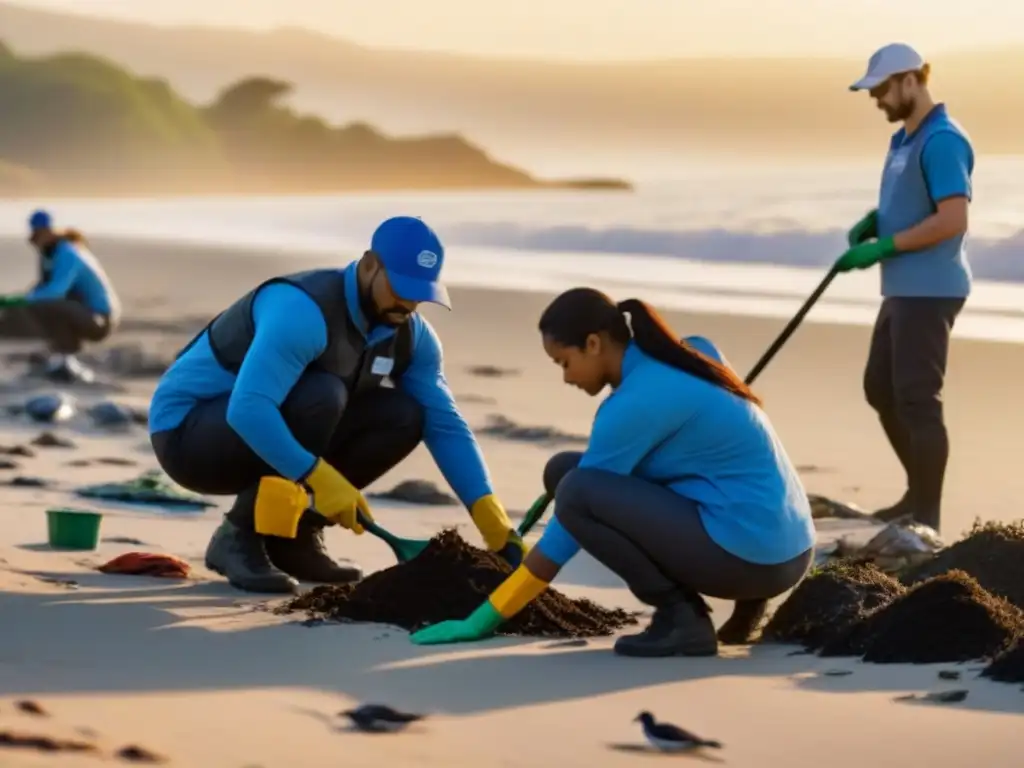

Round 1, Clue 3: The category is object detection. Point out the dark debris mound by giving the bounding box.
[275,529,638,638]
[982,636,1024,683]
[761,560,904,651]
[842,570,1024,664]
[900,520,1024,609]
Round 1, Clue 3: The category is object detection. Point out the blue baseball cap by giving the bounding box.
[370,216,451,309]
[28,209,52,231]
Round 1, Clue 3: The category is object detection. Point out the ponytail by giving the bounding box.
[616,299,762,406]
[59,228,87,245]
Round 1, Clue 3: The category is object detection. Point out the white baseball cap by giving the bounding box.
[849,43,926,91]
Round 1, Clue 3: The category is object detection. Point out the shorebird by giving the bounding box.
[634,711,723,752]
[340,703,425,733]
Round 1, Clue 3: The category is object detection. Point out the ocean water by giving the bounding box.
[1,155,1023,342]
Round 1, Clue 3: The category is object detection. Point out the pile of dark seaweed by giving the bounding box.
[275,529,638,638]
[762,521,1024,674]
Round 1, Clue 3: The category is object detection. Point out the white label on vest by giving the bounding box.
[371,356,395,376]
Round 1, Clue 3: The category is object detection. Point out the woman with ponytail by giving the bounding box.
[411,287,815,658]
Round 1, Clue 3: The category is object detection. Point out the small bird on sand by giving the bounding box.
[635,711,723,752]
[340,704,425,733]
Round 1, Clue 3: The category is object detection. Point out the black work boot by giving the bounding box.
[265,512,363,584]
[204,516,299,594]
[717,599,769,645]
[614,594,718,658]
[873,492,913,523]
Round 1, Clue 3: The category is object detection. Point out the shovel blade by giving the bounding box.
[392,537,431,563]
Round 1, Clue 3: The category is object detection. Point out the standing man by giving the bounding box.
[148,216,526,593]
[834,43,973,532]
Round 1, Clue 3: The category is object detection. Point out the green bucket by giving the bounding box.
[46,508,103,550]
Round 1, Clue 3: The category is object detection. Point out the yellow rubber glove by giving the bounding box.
[253,476,310,538]
[304,459,372,534]
[470,494,516,551]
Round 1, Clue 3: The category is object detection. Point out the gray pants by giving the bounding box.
[544,452,812,607]
[0,300,112,354]
[863,297,964,529]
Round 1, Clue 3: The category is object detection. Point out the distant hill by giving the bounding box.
[0,36,631,196]
[0,2,1021,167]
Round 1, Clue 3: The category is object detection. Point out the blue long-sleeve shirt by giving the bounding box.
[27,240,120,318]
[149,262,494,508]
[535,336,815,568]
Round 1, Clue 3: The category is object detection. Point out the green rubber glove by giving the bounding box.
[835,236,898,273]
[0,295,27,308]
[410,600,504,645]
[847,209,878,246]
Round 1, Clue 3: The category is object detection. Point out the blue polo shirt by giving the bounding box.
[877,103,974,298]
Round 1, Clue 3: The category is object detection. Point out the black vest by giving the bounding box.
[38,243,55,285]
[177,269,413,395]
[36,239,87,304]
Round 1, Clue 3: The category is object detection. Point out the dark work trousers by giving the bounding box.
[150,371,425,529]
[0,300,113,354]
[863,297,965,530]
[543,452,812,608]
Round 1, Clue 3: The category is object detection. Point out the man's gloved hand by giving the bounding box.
[835,236,898,273]
[253,476,310,538]
[846,209,878,246]
[304,458,373,534]
[410,601,504,645]
[470,493,518,553]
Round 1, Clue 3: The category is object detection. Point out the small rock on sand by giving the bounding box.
[479,414,588,446]
[115,744,167,763]
[88,401,138,429]
[369,479,458,506]
[5,476,51,488]
[24,393,77,423]
[15,700,48,716]
[465,365,520,378]
[1,445,35,457]
[31,431,76,449]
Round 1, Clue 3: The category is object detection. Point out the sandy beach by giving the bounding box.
[1,236,1022,767]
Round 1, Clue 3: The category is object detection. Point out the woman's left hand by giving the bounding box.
[410,602,503,645]
[410,618,492,645]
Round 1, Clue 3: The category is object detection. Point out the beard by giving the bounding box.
[378,308,412,327]
[882,97,915,123]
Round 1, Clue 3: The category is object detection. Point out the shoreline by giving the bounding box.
[5,231,1024,345]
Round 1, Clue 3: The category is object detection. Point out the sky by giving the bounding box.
[13,0,1024,60]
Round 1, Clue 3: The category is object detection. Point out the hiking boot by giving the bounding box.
[872,493,913,523]
[265,513,363,584]
[717,599,769,645]
[614,596,718,658]
[204,516,298,594]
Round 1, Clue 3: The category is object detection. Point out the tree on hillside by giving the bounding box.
[205,76,293,124]
[203,75,335,173]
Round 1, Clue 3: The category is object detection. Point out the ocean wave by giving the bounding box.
[444,221,1024,282]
